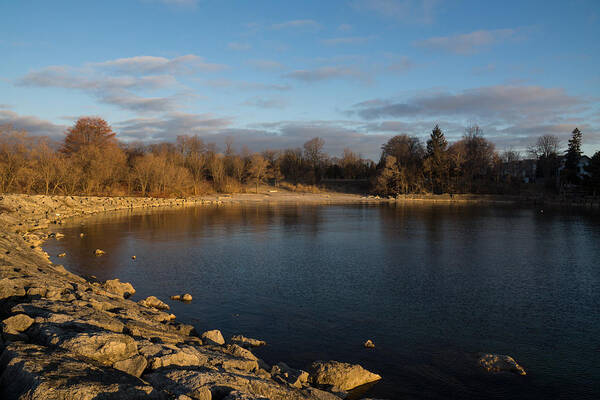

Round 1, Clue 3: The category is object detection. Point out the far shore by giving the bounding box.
[1,189,597,231]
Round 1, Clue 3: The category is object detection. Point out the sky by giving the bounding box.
[1,0,599,160]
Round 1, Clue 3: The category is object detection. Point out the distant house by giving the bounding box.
[577,155,591,178]
[503,159,537,183]
[557,155,591,179]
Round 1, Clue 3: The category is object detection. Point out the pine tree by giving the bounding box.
[424,124,449,193]
[563,128,583,184]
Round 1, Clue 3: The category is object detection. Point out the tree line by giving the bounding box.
[0,117,598,197]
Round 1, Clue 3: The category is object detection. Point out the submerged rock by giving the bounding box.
[138,296,170,310]
[171,293,192,302]
[478,353,526,375]
[201,329,225,345]
[231,334,267,348]
[309,360,382,391]
[364,339,375,348]
[94,249,105,256]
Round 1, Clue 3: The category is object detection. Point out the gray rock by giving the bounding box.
[201,329,225,345]
[309,360,381,391]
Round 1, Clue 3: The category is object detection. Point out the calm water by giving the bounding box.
[45,204,600,399]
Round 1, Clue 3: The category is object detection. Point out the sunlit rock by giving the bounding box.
[309,360,382,391]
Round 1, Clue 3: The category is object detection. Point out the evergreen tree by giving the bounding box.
[563,128,583,184]
[424,124,449,193]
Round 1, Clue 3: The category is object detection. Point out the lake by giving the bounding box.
[44,203,600,399]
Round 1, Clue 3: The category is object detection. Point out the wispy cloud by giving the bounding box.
[321,36,374,46]
[272,19,320,30]
[115,112,232,141]
[246,59,286,71]
[90,55,227,74]
[414,28,520,54]
[16,55,223,113]
[227,42,252,51]
[242,97,288,109]
[18,66,177,91]
[386,56,414,73]
[352,0,440,24]
[284,66,364,82]
[350,85,585,122]
[146,0,199,7]
[201,79,291,91]
[338,24,353,32]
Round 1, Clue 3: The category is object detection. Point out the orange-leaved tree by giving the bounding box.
[61,117,116,154]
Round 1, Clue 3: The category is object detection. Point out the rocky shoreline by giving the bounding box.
[0,194,384,400]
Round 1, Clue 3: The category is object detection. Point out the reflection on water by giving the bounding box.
[45,204,600,399]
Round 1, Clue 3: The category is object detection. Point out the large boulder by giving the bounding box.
[2,314,34,335]
[477,353,526,375]
[309,360,381,391]
[113,354,148,378]
[201,329,225,345]
[102,278,135,298]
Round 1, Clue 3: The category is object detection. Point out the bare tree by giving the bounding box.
[248,154,270,193]
[528,135,560,159]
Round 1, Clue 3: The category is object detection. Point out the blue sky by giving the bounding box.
[1,0,599,159]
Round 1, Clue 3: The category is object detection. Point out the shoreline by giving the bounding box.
[0,192,580,399]
[0,193,385,400]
